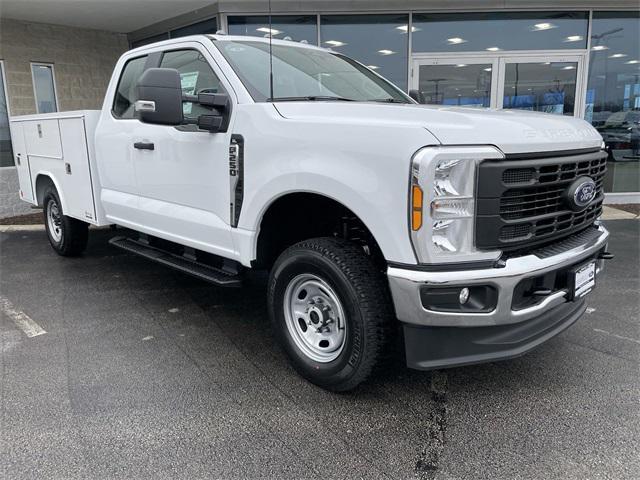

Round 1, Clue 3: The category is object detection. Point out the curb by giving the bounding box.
[0,225,45,232]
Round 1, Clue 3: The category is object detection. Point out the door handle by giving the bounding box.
[134,142,155,150]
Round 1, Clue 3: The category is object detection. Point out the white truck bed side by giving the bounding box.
[9,110,108,225]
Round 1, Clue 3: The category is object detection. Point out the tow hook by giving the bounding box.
[598,252,614,260]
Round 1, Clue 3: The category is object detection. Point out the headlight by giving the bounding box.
[409,146,503,264]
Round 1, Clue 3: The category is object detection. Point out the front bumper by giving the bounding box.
[387,224,609,369]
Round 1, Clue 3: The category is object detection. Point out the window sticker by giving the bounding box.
[180,71,199,115]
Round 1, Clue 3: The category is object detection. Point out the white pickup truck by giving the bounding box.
[10,35,612,391]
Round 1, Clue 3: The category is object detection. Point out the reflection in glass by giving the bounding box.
[416,64,492,107]
[0,64,13,167]
[215,40,409,103]
[228,15,318,44]
[412,12,588,53]
[502,62,577,115]
[587,11,640,193]
[32,64,57,114]
[320,14,409,89]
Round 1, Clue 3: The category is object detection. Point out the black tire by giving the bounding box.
[268,237,394,392]
[43,186,89,256]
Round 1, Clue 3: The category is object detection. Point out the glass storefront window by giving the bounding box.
[170,18,217,38]
[587,11,640,193]
[412,12,588,53]
[320,14,409,90]
[228,15,318,44]
[0,62,13,167]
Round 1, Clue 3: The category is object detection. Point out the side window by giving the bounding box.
[112,56,148,119]
[160,49,223,120]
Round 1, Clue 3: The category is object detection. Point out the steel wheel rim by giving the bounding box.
[47,198,62,242]
[283,273,347,363]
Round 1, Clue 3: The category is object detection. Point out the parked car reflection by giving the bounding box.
[597,110,640,162]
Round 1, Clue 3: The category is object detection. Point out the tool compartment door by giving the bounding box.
[58,117,97,223]
[9,122,35,203]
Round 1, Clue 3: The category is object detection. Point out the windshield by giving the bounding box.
[214,40,411,103]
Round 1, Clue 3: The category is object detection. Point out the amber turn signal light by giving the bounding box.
[411,185,423,231]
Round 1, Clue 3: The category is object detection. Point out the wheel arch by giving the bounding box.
[34,172,67,212]
[253,190,386,269]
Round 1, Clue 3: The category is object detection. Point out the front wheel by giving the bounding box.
[268,237,394,392]
[43,186,89,256]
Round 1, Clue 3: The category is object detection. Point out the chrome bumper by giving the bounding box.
[387,224,609,327]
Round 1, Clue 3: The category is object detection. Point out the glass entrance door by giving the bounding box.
[497,55,584,116]
[412,57,499,108]
[411,53,586,117]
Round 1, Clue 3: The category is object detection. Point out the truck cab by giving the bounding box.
[10,35,611,391]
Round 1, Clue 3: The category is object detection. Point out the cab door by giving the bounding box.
[130,47,235,258]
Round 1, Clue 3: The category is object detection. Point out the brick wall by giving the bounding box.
[0,18,128,219]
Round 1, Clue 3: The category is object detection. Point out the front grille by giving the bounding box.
[476,149,607,251]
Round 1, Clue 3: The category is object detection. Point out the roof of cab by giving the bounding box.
[128,33,329,55]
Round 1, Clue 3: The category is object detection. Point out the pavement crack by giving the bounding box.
[415,370,448,480]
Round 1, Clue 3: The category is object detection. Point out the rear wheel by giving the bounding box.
[43,186,89,256]
[268,237,394,392]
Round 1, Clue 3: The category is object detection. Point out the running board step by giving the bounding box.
[109,236,242,287]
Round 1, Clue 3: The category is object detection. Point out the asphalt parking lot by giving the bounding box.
[0,220,638,479]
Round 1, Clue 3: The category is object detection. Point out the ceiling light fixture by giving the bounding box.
[256,27,282,35]
[625,60,640,64]
[486,47,501,52]
[447,37,467,44]
[562,66,575,70]
[564,35,583,42]
[378,49,396,55]
[531,22,557,31]
[455,64,467,68]
[324,40,346,47]
[396,25,419,33]
[609,53,628,58]
[367,65,380,70]
[591,45,609,51]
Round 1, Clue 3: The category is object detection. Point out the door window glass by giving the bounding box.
[502,62,577,115]
[160,50,223,120]
[112,55,148,119]
[0,63,13,167]
[416,63,492,107]
[31,64,57,113]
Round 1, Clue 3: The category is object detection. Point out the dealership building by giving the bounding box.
[0,0,638,217]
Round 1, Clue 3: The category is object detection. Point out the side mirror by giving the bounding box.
[135,68,183,125]
[409,89,425,104]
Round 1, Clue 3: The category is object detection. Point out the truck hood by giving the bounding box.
[273,102,602,155]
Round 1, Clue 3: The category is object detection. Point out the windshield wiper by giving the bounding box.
[269,96,356,102]
[370,98,407,103]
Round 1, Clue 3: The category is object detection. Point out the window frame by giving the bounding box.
[110,54,150,120]
[0,59,15,169]
[30,62,59,114]
[158,47,230,125]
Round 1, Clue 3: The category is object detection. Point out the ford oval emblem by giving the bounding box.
[565,177,597,211]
